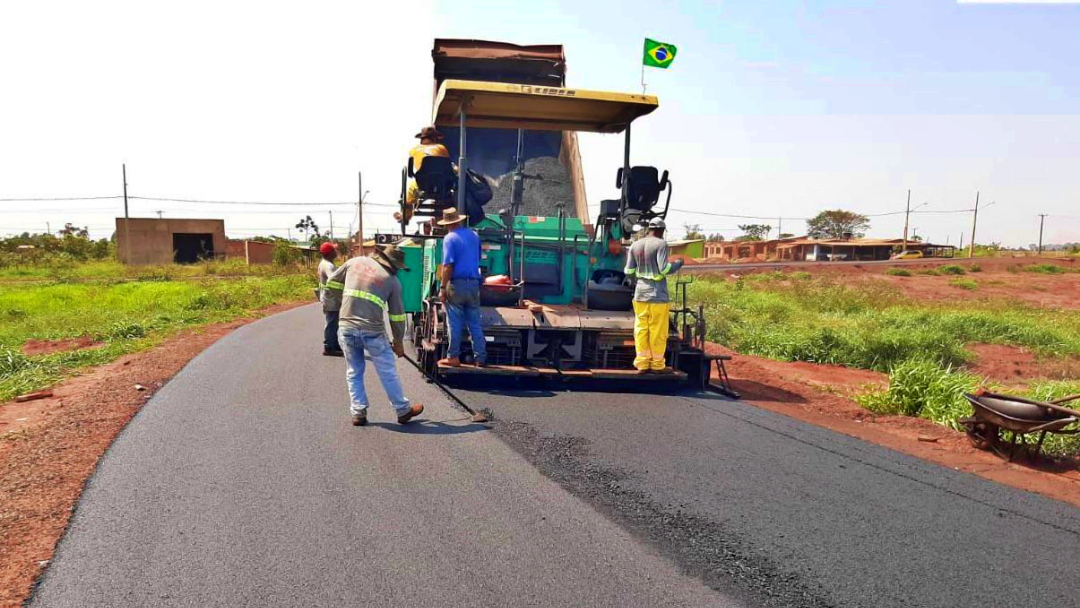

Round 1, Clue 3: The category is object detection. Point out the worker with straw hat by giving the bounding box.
[324,242,424,426]
[435,208,487,368]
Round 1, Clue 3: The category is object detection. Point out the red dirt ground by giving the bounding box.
[707,343,1080,510]
[0,301,307,608]
[20,337,103,357]
[966,344,1080,385]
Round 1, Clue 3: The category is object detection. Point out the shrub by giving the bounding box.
[273,242,305,266]
[885,268,911,277]
[969,264,982,272]
[950,278,979,290]
[940,264,966,275]
[918,268,942,276]
[857,358,980,422]
[1025,264,1065,274]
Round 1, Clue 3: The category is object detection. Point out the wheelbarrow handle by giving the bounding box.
[1051,394,1080,406]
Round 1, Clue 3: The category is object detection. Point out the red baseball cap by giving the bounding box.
[319,242,337,256]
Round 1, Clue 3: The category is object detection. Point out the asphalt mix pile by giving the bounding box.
[489,157,578,219]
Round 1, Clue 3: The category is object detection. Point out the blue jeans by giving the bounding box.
[446,278,486,363]
[338,327,411,416]
[324,310,340,351]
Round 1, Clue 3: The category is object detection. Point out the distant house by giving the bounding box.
[115,218,226,265]
[704,235,955,262]
[667,239,704,259]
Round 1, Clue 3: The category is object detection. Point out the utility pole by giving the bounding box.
[122,164,131,264]
[46,222,51,235]
[777,216,782,239]
[358,172,363,255]
[959,232,964,251]
[1037,213,1048,255]
[967,191,979,259]
[902,189,911,252]
[155,210,163,219]
[329,210,334,241]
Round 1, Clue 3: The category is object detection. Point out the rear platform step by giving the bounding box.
[436,363,688,382]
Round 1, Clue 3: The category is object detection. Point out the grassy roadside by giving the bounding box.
[690,272,1080,454]
[1,262,316,402]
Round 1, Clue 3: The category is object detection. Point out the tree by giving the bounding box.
[705,233,725,242]
[683,223,703,240]
[294,216,321,242]
[58,223,89,238]
[736,224,771,241]
[780,233,795,239]
[806,210,870,239]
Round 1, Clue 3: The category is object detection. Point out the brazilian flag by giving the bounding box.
[643,38,677,69]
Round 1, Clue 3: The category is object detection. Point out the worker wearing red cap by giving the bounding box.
[318,242,344,356]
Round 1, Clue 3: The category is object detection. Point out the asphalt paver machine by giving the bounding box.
[393,42,713,389]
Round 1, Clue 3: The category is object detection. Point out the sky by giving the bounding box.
[1,0,1077,247]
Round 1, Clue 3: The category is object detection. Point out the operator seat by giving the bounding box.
[619,166,669,213]
[410,156,456,206]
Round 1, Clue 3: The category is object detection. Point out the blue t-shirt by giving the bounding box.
[442,227,482,280]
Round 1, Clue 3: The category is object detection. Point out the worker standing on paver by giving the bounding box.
[625,218,684,373]
[324,243,424,426]
[318,243,344,357]
[436,208,487,368]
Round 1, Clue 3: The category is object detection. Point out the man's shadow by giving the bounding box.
[370,418,488,435]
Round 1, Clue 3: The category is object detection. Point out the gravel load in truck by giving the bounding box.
[489,156,577,219]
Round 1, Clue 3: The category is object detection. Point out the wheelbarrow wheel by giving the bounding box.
[966,421,999,450]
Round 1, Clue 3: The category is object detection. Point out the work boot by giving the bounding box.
[324,348,344,357]
[438,357,461,367]
[351,412,367,426]
[474,360,487,368]
[653,367,675,375]
[397,404,425,425]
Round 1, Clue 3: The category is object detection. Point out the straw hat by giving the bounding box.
[436,207,467,227]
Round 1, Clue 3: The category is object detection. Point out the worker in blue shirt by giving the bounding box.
[436,207,487,367]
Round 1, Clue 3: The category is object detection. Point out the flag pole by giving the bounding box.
[641,61,646,94]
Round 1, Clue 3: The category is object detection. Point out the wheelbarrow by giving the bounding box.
[959,391,1080,460]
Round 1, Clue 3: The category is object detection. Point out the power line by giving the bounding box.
[129,195,396,208]
[0,195,121,202]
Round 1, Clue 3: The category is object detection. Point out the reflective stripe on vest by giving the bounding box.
[343,289,387,309]
[388,313,407,322]
[325,280,345,290]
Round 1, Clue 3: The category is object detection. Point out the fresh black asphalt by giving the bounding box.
[29,304,1080,607]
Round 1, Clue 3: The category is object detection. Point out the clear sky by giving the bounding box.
[1,0,1077,247]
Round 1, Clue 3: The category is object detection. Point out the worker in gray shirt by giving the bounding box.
[324,243,424,427]
[318,243,343,356]
[624,218,684,373]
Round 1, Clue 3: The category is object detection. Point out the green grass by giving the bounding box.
[1025,264,1067,275]
[0,258,310,283]
[918,268,942,276]
[940,264,966,275]
[0,269,315,401]
[693,277,1079,372]
[692,274,1080,454]
[950,278,979,290]
[969,264,982,273]
[885,268,912,277]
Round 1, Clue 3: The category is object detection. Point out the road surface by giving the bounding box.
[30,305,1080,607]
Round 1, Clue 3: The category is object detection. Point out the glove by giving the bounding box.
[392,341,405,358]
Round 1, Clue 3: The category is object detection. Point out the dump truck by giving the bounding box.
[393,39,718,390]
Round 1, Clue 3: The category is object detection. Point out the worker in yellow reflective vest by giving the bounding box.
[324,243,424,427]
[624,218,684,373]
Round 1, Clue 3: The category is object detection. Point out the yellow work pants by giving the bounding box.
[632,301,670,371]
